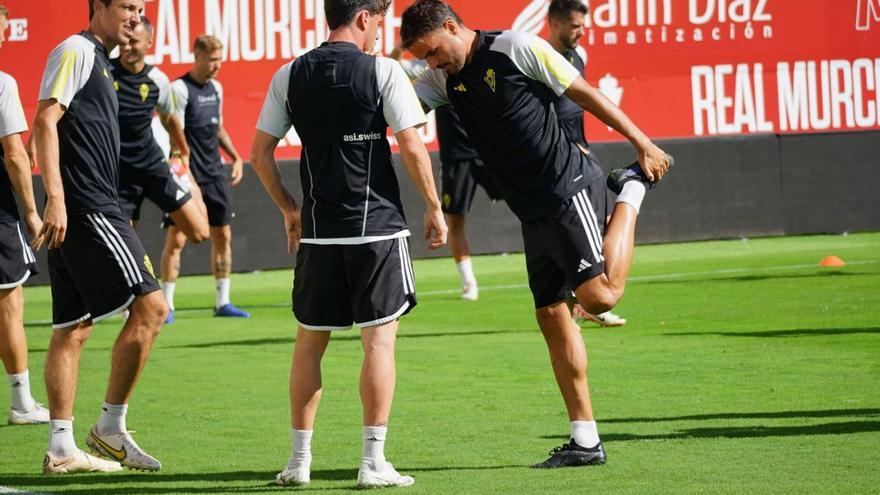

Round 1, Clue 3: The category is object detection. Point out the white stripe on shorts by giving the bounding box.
[401,237,415,294]
[97,213,144,284]
[15,223,35,264]
[578,190,605,262]
[86,214,137,287]
[572,191,602,263]
[397,239,412,294]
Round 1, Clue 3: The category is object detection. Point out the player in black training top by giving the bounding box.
[32,0,165,476]
[390,44,501,301]
[163,35,248,322]
[0,3,50,427]
[251,0,447,487]
[545,0,627,328]
[111,17,208,242]
[401,0,671,469]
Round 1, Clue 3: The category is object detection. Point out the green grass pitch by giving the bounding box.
[1,233,878,494]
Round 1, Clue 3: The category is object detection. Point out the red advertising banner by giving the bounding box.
[2,0,879,160]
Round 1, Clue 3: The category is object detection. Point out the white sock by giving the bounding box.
[8,370,36,412]
[615,181,647,214]
[362,425,387,469]
[215,278,231,308]
[456,258,476,287]
[97,402,128,435]
[287,429,313,469]
[571,420,601,447]
[163,282,176,311]
[48,419,78,457]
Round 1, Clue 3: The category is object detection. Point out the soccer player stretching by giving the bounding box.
[401,0,671,468]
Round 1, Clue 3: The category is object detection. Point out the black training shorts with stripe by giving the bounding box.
[521,177,609,308]
[292,237,417,330]
[119,158,192,221]
[440,158,503,214]
[0,221,38,289]
[49,211,160,329]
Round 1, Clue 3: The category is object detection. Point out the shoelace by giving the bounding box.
[547,441,575,455]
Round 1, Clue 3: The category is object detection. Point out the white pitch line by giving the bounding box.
[417,259,880,296]
[0,487,50,495]
[22,260,879,323]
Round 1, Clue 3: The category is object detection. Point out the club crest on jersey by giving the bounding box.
[484,69,496,92]
[453,82,467,92]
[139,83,150,102]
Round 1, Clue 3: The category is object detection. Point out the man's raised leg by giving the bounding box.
[168,199,209,244]
[575,202,638,315]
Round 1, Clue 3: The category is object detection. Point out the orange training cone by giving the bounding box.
[818,256,846,267]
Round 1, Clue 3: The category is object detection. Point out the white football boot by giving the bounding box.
[357,462,415,488]
[86,425,162,471]
[461,282,479,301]
[276,465,310,486]
[8,402,50,425]
[43,450,123,475]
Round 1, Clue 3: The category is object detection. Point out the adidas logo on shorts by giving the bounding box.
[577,259,592,273]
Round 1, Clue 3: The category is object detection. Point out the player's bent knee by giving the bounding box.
[580,290,620,315]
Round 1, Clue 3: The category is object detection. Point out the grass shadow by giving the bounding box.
[601,408,880,424]
[666,327,880,338]
[165,329,531,349]
[600,421,880,442]
[638,270,871,286]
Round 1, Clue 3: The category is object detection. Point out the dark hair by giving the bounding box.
[325,0,391,30]
[400,0,463,49]
[88,0,112,20]
[141,15,153,35]
[548,0,589,21]
[0,5,8,18]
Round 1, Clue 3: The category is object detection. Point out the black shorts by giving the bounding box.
[49,211,161,329]
[521,178,609,308]
[441,158,503,214]
[118,160,192,221]
[292,237,417,330]
[0,221,38,289]
[165,179,232,228]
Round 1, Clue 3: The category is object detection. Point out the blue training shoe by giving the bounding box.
[214,303,251,318]
[164,310,174,325]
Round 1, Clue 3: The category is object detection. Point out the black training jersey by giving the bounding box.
[396,59,478,164]
[415,30,602,222]
[436,105,479,163]
[0,71,28,223]
[554,46,588,147]
[111,59,175,171]
[257,41,426,244]
[38,31,121,215]
[172,74,224,185]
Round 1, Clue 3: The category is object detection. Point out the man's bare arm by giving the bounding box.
[0,133,42,238]
[161,113,190,165]
[250,129,300,254]
[218,123,244,186]
[564,77,669,181]
[395,126,447,250]
[32,99,67,249]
